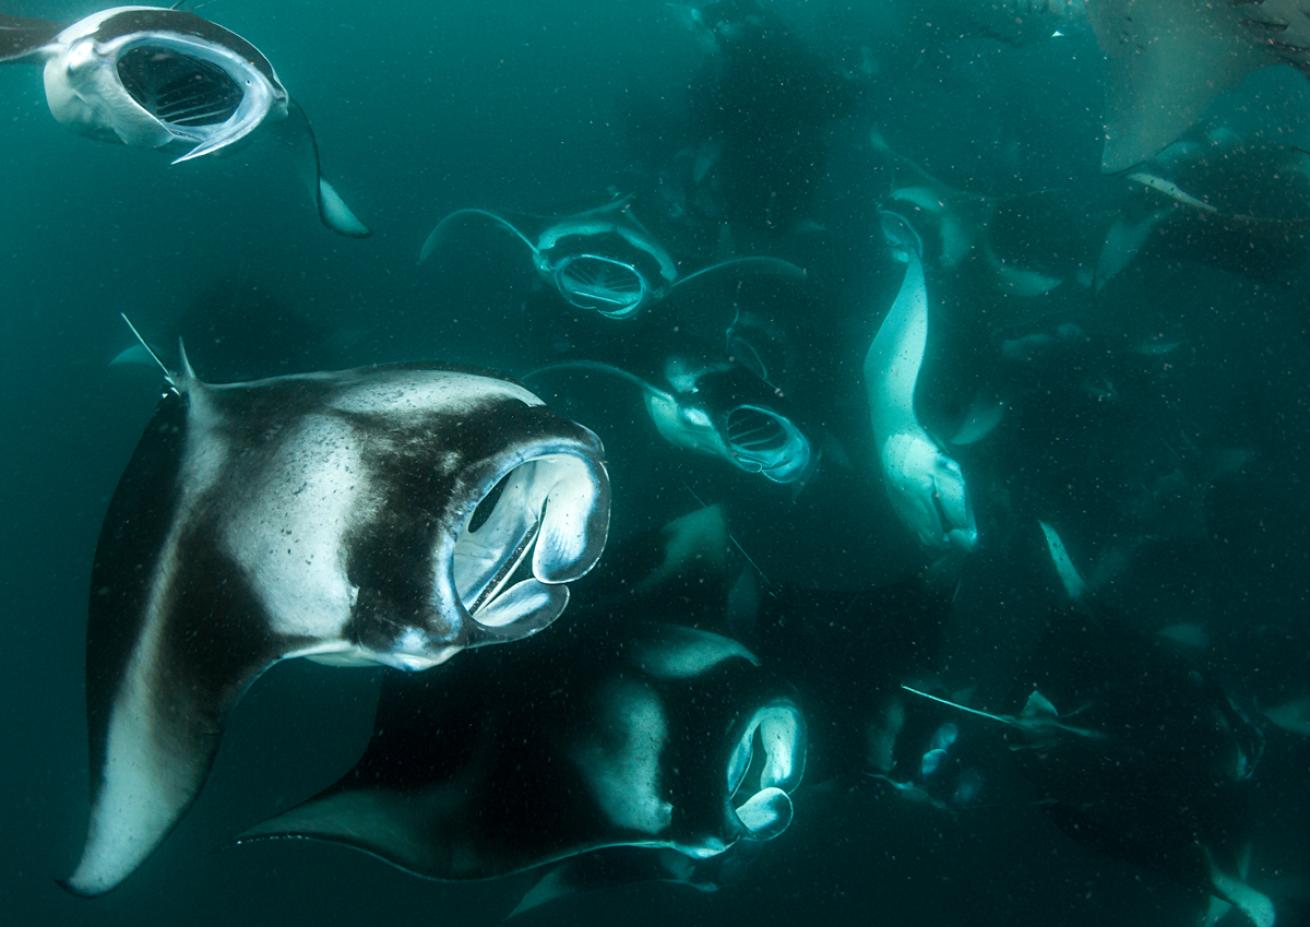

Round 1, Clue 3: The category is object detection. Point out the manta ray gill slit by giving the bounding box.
[116,45,244,129]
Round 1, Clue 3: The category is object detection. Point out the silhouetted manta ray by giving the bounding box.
[0,5,369,236]
[240,613,807,883]
[63,324,611,895]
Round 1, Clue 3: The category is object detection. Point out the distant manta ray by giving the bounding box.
[420,198,805,320]
[1088,0,1310,171]
[0,4,370,236]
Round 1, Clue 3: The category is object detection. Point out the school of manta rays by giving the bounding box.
[8,0,1310,924]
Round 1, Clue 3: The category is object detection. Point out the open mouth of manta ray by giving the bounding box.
[449,452,610,642]
[725,702,806,842]
[552,254,650,318]
[117,46,245,130]
[723,405,812,484]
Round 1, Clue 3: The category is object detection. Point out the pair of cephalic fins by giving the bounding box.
[64,326,614,895]
[0,5,368,236]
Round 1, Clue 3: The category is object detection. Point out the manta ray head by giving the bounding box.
[722,701,807,844]
[881,430,978,551]
[538,219,678,319]
[335,394,613,670]
[551,253,654,318]
[721,404,814,485]
[42,10,287,160]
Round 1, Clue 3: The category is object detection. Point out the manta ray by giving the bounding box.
[1088,0,1310,172]
[419,198,804,320]
[64,326,611,895]
[0,5,369,235]
[527,357,815,486]
[239,613,807,887]
[863,210,978,552]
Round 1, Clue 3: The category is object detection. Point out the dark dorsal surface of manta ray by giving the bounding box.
[240,609,807,883]
[526,357,816,485]
[1088,0,1310,172]
[64,329,612,896]
[0,5,369,236]
[419,198,805,320]
[1096,132,1310,288]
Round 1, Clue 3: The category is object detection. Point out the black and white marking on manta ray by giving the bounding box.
[0,5,369,236]
[64,338,611,896]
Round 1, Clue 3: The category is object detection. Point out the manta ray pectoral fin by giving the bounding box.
[671,256,806,291]
[1088,0,1267,172]
[239,787,449,878]
[418,208,539,265]
[0,14,62,63]
[65,648,296,895]
[270,100,370,238]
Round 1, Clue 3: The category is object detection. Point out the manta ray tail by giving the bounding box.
[900,685,1016,728]
[118,314,173,385]
[117,315,198,394]
[271,100,370,238]
[418,208,539,265]
[0,14,62,63]
[671,256,806,291]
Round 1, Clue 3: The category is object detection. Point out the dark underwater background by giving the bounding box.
[3,1,1310,925]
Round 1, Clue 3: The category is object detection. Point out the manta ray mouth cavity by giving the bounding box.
[450,450,609,633]
[116,44,245,130]
[726,702,806,840]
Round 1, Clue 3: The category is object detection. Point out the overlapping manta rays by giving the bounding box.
[64,322,613,895]
[0,5,369,236]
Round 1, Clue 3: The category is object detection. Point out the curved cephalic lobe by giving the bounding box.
[66,363,610,896]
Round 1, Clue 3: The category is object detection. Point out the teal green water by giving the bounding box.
[3,2,1310,925]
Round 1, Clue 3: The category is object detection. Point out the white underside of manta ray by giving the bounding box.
[0,4,369,236]
[863,211,978,552]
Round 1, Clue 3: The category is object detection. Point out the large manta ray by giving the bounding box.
[1088,0,1310,171]
[0,5,369,236]
[64,339,611,895]
[240,612,807,884]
